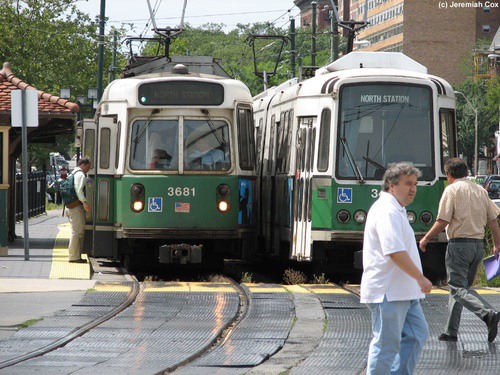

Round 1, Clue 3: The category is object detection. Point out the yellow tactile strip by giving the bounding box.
[49,223,91,280]
[143,282,237,293]
[244,283,288,293]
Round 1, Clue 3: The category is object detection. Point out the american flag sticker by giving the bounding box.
[175,202,190,213]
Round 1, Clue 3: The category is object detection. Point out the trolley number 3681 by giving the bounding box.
[167,187,196,197]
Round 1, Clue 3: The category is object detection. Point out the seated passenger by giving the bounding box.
[149,149,171,169]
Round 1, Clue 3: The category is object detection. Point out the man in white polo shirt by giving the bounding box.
[361,163,432,374]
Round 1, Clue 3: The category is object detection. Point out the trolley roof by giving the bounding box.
[100,65,252,108]
[316,52,428,75]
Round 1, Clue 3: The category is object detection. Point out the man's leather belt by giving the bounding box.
[449,238,484,243]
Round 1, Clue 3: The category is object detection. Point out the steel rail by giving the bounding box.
[0,277,140,370]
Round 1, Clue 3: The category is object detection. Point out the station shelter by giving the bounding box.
[0,62,79,253]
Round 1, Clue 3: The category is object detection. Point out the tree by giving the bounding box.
[454,78,498,169]
[0,0,126,168]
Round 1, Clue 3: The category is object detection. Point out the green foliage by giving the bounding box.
[18,318,43,329]
[241,271,253,283]
[283,268,307,285]
[453,78,500,165]
[0,1,127,168]
[311,273,330,284]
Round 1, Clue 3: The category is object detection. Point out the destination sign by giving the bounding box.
[341,84,431,109]
[138,81,224,106]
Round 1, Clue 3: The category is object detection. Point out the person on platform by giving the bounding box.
[66,157,91,263]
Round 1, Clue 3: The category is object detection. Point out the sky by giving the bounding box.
[75,0,300,36]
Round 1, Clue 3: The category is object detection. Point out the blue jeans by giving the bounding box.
[367,297,429,375]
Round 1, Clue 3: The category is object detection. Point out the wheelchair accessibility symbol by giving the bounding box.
[337,188,352,204]
[148,197,163,212]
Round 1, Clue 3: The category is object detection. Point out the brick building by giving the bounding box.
[294,0,500,84]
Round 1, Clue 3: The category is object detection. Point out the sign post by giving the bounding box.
[11,89,39,260]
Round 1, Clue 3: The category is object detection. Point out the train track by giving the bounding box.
[0,276,250,374]
[0,278,140,370]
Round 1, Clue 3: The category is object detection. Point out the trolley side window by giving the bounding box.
[99,128,111,169]
[84,129,95,162]
[129,119,179,170]
[238,107,255,170]
[184,119,230,171]
[439,108,457,173]
[317,108,331,172]
[115,121,121,169]
[276,110,292,174]
[267,115,276,175]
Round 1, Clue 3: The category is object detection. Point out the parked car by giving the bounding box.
[487,181,500,199]
[484,175,500,191]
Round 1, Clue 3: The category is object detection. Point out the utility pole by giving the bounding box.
[290,17,296,78]
[311,1,317,66]
[97,0,106,102]
[332,0,339,61]
[110,30,118,82]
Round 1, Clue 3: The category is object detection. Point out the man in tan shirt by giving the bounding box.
[420,158,500,343]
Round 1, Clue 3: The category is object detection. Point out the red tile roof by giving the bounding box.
[0,62,79,114]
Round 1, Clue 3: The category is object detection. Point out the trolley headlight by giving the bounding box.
[216,183,231,214]
[353,210,367,224]
[420,211,433,224]
[407,211,416,224]
[130,183,145,213]
[132,200,144,212]
[218,200,229,212]
[337,210,350,223]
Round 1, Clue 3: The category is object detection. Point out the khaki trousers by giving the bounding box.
[66,204,85,261]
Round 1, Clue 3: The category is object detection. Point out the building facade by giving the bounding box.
[295,0,500,84]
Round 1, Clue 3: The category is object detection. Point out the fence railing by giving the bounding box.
[15,171,47,222]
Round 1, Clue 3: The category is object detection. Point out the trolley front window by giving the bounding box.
[129,118,230,171]
[184,120,230,171]
[337,84,434,181]
[130,120,179,170]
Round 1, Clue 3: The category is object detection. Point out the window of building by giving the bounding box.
[483,6,490,12]
[483,25,491,33]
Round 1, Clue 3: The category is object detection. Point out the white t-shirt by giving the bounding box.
[360,191,425,303]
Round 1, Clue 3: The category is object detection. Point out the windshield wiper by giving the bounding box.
[340,137,364,184]
[363,155,387,173]
[201,109,226,147]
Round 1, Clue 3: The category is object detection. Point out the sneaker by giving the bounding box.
[438,333,458,342]
[69,259,87,263]
[485,311,500,343]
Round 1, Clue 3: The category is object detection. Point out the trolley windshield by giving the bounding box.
[336,83,434,181]
[129,118,231,171]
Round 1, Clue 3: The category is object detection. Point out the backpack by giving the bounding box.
[60,170,83,208]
